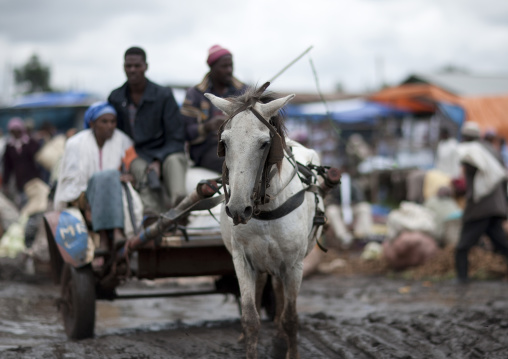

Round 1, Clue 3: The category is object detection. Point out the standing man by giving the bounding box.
[108,46,187,214]
[435,127,461,178]
[2,117,42,209]
[455,121,508,284]
[180,45,248,173]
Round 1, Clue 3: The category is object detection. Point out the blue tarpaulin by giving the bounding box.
[436,102,465,126]
[11,91,97,108]
[0,92,99,132]
[286,99,409,124]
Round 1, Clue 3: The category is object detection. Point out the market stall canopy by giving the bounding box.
[436,102,466,127]
[369,83,508,139]
[460,95,508,140]
[11,91,98,108]
[0,91,99,132]
[286,98,408,124]
[368,83,461,113]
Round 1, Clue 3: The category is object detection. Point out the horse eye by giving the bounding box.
[260,141,270,150]
[222,140,227,149]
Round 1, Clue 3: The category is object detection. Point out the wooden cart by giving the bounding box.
[44,188,276,340]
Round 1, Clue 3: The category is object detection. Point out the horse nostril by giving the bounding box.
[244,206,253,219]
[226,206,233,218]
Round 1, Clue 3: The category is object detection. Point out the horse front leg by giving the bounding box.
[271,276,285,325]
[269,275,290,358]
[255,273,267,315]
[280,265,303,359]
[232,251,260,359]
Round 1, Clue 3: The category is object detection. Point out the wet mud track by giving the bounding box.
[1,274,508,358]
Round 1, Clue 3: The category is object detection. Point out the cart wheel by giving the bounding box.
[261,275,276,321]
[60,263,96,339]
[43,216,64,284]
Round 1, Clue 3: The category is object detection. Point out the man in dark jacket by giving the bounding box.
[180,45,247,173]
[108,47,187,214]
[455,121,508,283]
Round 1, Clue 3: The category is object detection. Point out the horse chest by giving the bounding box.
[232,232,302,271]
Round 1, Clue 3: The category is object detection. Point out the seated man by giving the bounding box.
[109,46,187,214]
[180,44,247,173]
[54,101,143,253]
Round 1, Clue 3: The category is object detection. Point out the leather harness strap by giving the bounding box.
[251,144,272,205]
[253,188,307,220]
[249,106,280,139]
[218,82,271,140]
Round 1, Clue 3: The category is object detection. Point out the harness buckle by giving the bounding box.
[313,210,327,226]
[313,215,326,226]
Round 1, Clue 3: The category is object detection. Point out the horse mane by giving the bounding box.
[226,85,288,149]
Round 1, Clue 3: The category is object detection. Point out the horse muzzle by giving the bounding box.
[225,204,253,225]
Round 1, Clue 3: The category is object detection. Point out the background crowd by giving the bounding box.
[1,44,508,285]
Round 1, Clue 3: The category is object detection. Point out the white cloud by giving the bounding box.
[0,0,507,101]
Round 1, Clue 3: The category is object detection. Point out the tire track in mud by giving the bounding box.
[295,304,508,359]
[3,305,508,359]
[3,275,508,358]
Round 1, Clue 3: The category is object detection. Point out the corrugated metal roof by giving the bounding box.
[403,73,508,97]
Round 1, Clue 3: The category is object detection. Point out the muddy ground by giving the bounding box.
[1,252,508,359]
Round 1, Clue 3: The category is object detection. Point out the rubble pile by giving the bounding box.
[322,245,508,281]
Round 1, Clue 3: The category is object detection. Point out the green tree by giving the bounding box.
[14,54,52,93]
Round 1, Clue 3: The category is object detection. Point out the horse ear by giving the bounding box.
[204,93,236,116]
[258,94,295,119]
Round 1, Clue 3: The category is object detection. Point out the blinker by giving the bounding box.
[217,119,228,157]
[267,133,284,164]
[217,139,225,157]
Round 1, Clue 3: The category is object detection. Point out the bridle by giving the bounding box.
[215,83,331,251]
[217,82,285,209]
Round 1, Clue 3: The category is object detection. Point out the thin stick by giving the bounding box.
[309,56,342,138]
[308,57,330,117]
[269,46,314,83]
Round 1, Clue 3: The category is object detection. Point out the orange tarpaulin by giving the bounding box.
[369,83,508,139]
[459,96,508,140]
[368,83,462,113]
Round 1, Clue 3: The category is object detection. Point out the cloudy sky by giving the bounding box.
[0,0,507,102]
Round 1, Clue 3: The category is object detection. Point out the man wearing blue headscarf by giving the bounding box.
[54,101,143,253]
[83,102,116,130]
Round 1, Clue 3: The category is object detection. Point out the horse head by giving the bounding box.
[205,89,294,225]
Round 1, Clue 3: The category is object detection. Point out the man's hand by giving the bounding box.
[77,192,88,211]
[146,160,161,177]
[203,115,227,134]
[120,173,134,183]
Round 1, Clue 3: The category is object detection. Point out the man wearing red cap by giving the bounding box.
[181,45,247,173]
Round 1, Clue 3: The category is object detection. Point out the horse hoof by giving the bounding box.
[271,335,288,358]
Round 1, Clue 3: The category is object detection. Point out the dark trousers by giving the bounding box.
[455,217,508,281]
[196,149,224,174]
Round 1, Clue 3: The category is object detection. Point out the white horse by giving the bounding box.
[205,84,324,359]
